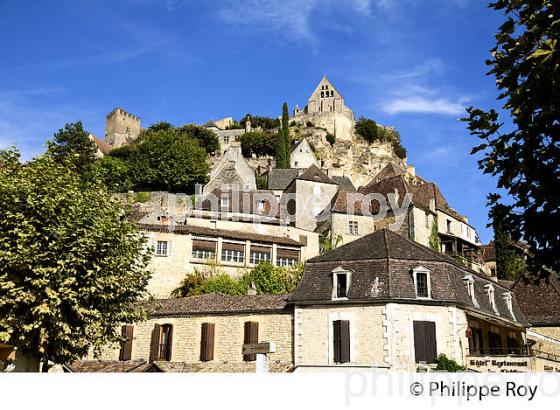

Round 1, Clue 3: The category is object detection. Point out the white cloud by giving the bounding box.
[383,95,466,115]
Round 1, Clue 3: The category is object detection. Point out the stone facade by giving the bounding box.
[203,143,256,195]
[96,311,293,365]
[290,138,319,169]
[105,107,142,148]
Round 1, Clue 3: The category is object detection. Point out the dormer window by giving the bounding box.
[332,268,351,300]
[503,292,515,320]
[412,267,431,299]
[484,284,498,315]
[463,275,479,307]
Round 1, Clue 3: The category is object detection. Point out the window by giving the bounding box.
[276,247,300,266]
[294,161,298,167]
[220,196,229,208]
[119,325,134,361]
[223,135,230,144]
[412,267,431,298]
[149,323,173,362]
[503,292,515,320]
[463,275,478,306]
[210,220,217,229]
[413,321,437,364]
[348,220,359,235]
[250,244,271,264]
[488,331,503,354]
[156,240,168,257]
[126,127,130,134]
[416,272,429,298]
[221,241,245,264]
[257,200,265,210]
[333,320,350,364]
[425,212,429,228]
[332,268,351,300]
[192,239,216,260]
[321,91,324,98]
[200,323,215,362]
[243,321,259,362]
[484,284,498,314]
[446,220,452,232]
[468,327,484,355]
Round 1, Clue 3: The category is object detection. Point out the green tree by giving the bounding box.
[355,117,379,143]
[126,128,209,192]
[47,121,97,172]
[238,131,276,158]
[178,124,220,154]
[147,121,173,132]
[240,114,280,130]
[492,204,527,280]
[429,219,440,252]
[463,1,560,274]
[0,149,151,371]
[275,102,291,169]
[88,155,132,192]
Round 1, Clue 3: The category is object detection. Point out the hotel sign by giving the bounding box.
[468,356,530,372]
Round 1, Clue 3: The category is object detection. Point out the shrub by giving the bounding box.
[435,354,466,372]
[238,131,276,158]
[392,140,407,159]
[135,191,150,203]
[306,121,315,127]
[171,270,205,297]
[326,133,336,145]
[355,117,379,143]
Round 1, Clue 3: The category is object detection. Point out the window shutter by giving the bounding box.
[332,320,350,364]
[413,321,427,363]
[200,323,215,362]
[166,324,173,361]
[243,321,259,362]
[149,324,162,363]
[333,320,341,363]
[340,320,351,363]
[119,325,134,361]
[425,321,437,364]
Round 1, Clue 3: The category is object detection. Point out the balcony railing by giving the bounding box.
[467,347,560,363]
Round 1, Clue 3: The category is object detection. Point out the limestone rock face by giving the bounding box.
[298,127,406,188]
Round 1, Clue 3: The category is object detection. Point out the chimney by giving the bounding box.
[247,282,257,296]
[245,118,252,133]
[429,198,436,212]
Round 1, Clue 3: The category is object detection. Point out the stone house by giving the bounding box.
[505,272,560,370]
[289,229,534,371]
[290,138,319,169]
[203,143,256,195]
[90,294,294,371]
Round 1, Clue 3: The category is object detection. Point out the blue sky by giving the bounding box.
[0,0,507,242]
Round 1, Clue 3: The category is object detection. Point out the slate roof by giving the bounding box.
[147,361,293,373]
[332,176,356,192]
[371,162,407,183]
[65,360,149,373]
[296,164,336,185]
[143,293,290,317]
[139,223,302,246]
[290,229,526,325]
[509,273,560,326]
[267,168,299,190]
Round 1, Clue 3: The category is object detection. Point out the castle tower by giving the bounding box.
[105,107,141,148]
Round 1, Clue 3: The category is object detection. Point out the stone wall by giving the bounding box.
[293,179,339,232]
[96,312,293,365]
[105,107,141,148]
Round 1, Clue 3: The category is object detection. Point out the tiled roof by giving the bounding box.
[267,169,299,190]
[147,361,293,373]
[290,229,526,324]
[143,293,290,317]
[332,176,356,192]
[371,162,407,183]
[138,223,303,246]
[296,164,336,185]
[90,134,113,155]
[509,273,560,326]
[65,360,149,372]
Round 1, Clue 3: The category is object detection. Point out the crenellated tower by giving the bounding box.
[105,107,141,148]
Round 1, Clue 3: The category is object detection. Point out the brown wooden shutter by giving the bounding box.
[165,324,173,361]
[243,321,259,362]
[413,321,426,363]
[149,324,162,363]
[200,323,215,362]
[333,320,350,364]
[340,320,351,363]
[119,325,134,361]
[425,321,437,364]
[333,320,342,363]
